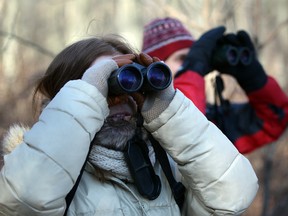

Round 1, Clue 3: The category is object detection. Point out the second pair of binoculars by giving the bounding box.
[212,45,253,67]
[108,62,172,95]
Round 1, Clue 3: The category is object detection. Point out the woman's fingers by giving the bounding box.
[112,53,159,68]
[136,53,153,66]
[152,56,161,62]
[113,54,136,67]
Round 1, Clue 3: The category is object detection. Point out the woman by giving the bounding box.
[0,35,258,215]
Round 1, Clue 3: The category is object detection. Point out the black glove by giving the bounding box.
[176,26,226,77]
[214,30,268,93]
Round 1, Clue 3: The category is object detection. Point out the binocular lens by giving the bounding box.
[146,64,171,90]
[226,47,239,66]
[108,65,143,95]
[212,45,239,66]
[239,48,252,65]
[118,68,142,91]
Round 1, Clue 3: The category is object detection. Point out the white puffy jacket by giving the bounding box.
[0,80,258,215]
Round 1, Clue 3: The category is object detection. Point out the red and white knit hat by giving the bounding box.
[142,17,194,61]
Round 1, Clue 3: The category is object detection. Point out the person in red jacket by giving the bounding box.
[142,17,288,154]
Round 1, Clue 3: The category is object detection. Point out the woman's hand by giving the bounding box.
[135,53,176,123]
[135,52,161,66]
[81,54,136,98]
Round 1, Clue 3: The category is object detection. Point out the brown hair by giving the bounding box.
[33,35,136,109]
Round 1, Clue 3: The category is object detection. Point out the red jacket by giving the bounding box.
[174,71,288,154]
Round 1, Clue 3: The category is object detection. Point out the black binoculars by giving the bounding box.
[108,62,172,95]
[212,45,253,67]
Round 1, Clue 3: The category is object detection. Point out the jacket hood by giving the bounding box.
[1,124,29,155]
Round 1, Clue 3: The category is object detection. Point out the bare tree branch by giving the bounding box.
[258,18,288,51]
[0,30,55,57]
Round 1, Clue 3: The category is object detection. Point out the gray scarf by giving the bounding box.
[88,142,156,183]
[88,145,133,182]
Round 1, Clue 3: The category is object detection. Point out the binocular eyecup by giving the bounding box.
[108,62,172,95]
[212,45,253,67]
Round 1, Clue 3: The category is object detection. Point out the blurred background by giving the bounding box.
[0,0,288,215]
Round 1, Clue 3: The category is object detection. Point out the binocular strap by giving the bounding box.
[125,136,162,200]
[149,135,186,210]
[125,113,186,209]
[214,75,230,112]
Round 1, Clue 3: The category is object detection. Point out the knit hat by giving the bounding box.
[142,17,194,61]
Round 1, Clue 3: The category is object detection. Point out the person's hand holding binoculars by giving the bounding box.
[132,53,175,123]
[114,53,176,123]
[214,30,267,92]
[176,26,226,77]
[81,54,135,98]
[82,52,175,123]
